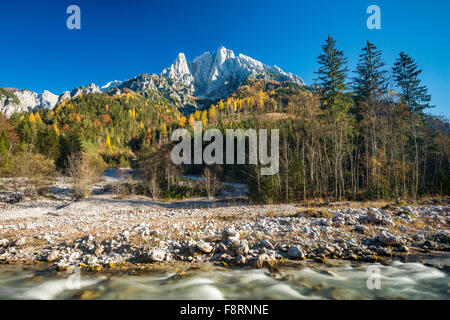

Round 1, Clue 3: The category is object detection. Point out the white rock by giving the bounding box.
[100,80,123,92]
[235,254,246,265]
[161,46,305,100]
[147,249,165,262]
[195,240,213,254]
[47,251,59,262]
[235,243,249,255]
[15,238,26,246]
[224,227,239,238]
[378,231,400,246]
[288,246,305,259]
[0,239,9,247]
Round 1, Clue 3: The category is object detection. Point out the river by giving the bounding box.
[0,258,448,300]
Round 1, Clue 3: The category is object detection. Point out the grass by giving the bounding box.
[295,208,333,219]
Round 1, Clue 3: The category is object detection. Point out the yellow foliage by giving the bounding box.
[128,108,136,119]
[161,122,167,137]
[194,110,201,121]
[179,116,187,127]
[208,105,216,123]
[53,123,60,135]
[105,135,112,150]
[188,114,195,128]
[201,110,208,127]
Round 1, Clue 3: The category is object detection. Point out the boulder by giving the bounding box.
[147,249,165,262]
[235,254,246,265]
[287,246,306,260]
[47,250,59,262]
[235,243,249,255]
[378,231,401,246]
[437,230,450,243]
[195,240,213,254]
[0,239,9,248]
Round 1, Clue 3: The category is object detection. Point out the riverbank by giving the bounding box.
[0,177,449,273]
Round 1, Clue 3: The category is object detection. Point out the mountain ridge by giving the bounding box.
[0,46,305,116]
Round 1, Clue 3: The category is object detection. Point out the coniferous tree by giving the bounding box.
[36,126,60,161]
[353,41,388,105]
[392,52,432,113]
[315,35,349,107]
[352,41,388,196]
[57,131,84,170]
[315,36,354,199]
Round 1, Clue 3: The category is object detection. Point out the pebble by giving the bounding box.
[0,198,448,268]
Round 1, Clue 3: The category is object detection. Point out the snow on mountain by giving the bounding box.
[162,53,195,90]
[0,89,58,116]
[0,82,103,116]
[56,91,71,105]
[70,83,101,98]
[1,46,305,116]
[38,90,59,109]
[101,80,123,92]
[190,52,214,94]
[162,46,305,99]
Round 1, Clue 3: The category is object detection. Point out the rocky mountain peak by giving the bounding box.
[161,46,304,100]
[0,88,58,116]
[1,46,305,116]
[172,53,190,76]
[70,83,101,99]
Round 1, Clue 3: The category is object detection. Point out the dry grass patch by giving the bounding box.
[295,208,333,219]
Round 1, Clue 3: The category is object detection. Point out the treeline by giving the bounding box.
[177,37,449,203]
[0,89,183,177]
[0,36,449,203]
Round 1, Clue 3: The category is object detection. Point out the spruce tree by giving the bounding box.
[353,41,388,104]
[392,52,432,113]
[315,35,349,107]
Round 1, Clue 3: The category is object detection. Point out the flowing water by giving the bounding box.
[0,259,449,300]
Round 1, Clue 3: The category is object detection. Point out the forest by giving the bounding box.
[1,36,449,203]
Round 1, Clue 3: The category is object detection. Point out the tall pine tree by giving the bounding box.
[353,41,388,105]
[392,52,431,113]
[315,35,349,108]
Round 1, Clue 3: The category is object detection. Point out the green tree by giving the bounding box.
[353,41,388,106]
[36,126,60,161]
[392,52,432,113]
[0,129,10,155]
[315,35,349,107]
[57,131,84,170]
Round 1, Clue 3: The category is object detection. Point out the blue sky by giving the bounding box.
[0,0,449,116]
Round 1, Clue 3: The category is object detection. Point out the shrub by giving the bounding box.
[9,148,56,196]
[65,153,99,199]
